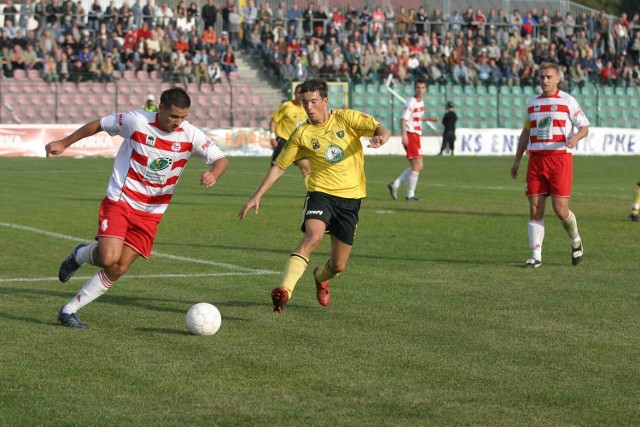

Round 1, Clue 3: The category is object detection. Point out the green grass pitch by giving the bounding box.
[1,155,639,425]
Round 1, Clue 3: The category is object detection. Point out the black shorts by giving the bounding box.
[301,192,361,245]
[271,137,287,165]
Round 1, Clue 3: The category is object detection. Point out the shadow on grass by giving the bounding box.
[0,287,265,317]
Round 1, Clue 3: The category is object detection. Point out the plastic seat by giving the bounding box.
[366,84,379,95]
[13,69,28,79]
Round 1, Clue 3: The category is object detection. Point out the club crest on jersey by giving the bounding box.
[325,144,344,163]
[534,105,541,112]
[335,130,345,139]
[551,105,558,111]
[311,138,320,150]
[149,157,173,171]
[172,142,181,152]
[145,135,156,146]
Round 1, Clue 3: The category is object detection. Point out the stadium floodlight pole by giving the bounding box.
[385,74,437,132]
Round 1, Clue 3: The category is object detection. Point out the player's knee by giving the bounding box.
[302,232,324,249]
[105,263,129,280]
[97,250,121,268]
[331,259,348,273]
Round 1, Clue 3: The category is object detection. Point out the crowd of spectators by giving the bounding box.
[0,0,236,88]
[0,1,639,92]
[244,3,640,91]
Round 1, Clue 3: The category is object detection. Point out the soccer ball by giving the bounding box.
[186,303,222,336]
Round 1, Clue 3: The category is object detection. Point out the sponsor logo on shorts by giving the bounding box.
[306,210,323,215]
[101,219,108,231]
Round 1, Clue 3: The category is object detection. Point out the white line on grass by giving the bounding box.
[0,222,278,278]
[0,271,277,284]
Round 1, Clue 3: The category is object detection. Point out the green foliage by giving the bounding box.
[1,156,639,425]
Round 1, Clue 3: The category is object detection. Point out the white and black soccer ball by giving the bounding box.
[186,303,222,336]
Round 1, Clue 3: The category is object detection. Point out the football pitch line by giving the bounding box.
[0,222,279,283]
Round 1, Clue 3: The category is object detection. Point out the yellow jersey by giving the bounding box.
[276,109,380,199]
[271,100,307,140]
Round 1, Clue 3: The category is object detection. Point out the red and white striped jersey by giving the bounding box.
[100,109,225,215]
[525,89,590,155]
[401,96,424,135]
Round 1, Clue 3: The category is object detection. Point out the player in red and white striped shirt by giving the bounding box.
[45,87,229,328]
[510,63,590,269]
[388,78,439,201]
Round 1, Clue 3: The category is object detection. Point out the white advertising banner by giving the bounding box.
[1,125,638,157]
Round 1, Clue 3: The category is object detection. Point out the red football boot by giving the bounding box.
[271,286,289,313]
[313,266,331,307]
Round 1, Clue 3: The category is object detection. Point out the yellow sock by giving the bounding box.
[632,184,640,215]
[281,253,309,296]
[315,260,341,283]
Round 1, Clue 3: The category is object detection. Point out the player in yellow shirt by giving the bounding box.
[238,78,391,313]
[269,84,311,185]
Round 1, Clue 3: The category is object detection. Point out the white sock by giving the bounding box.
[528,219,544,261]
[393,167,412,188]
[407,171,420,198]
[76,243,98,265]
[62,269,113,314]
[562,211,581,248]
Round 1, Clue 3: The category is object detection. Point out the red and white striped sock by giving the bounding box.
[62,269,113,314]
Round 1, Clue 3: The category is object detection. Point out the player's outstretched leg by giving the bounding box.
[58,243,87,282]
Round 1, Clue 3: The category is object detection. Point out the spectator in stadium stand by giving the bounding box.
[202,24,217,49]
[220,0,233,34]
[2,0,18,27]
[229,5,241,49]
[600,60,619,86]
[241,0,257,48]
[173,34,190,53]
[207,59,222,87]
[188,2,200,29]
[42,54,59,82]
[287,3,301,35]
[221,44,236,73]
[201,0,217,32]
[138,45,159,76]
